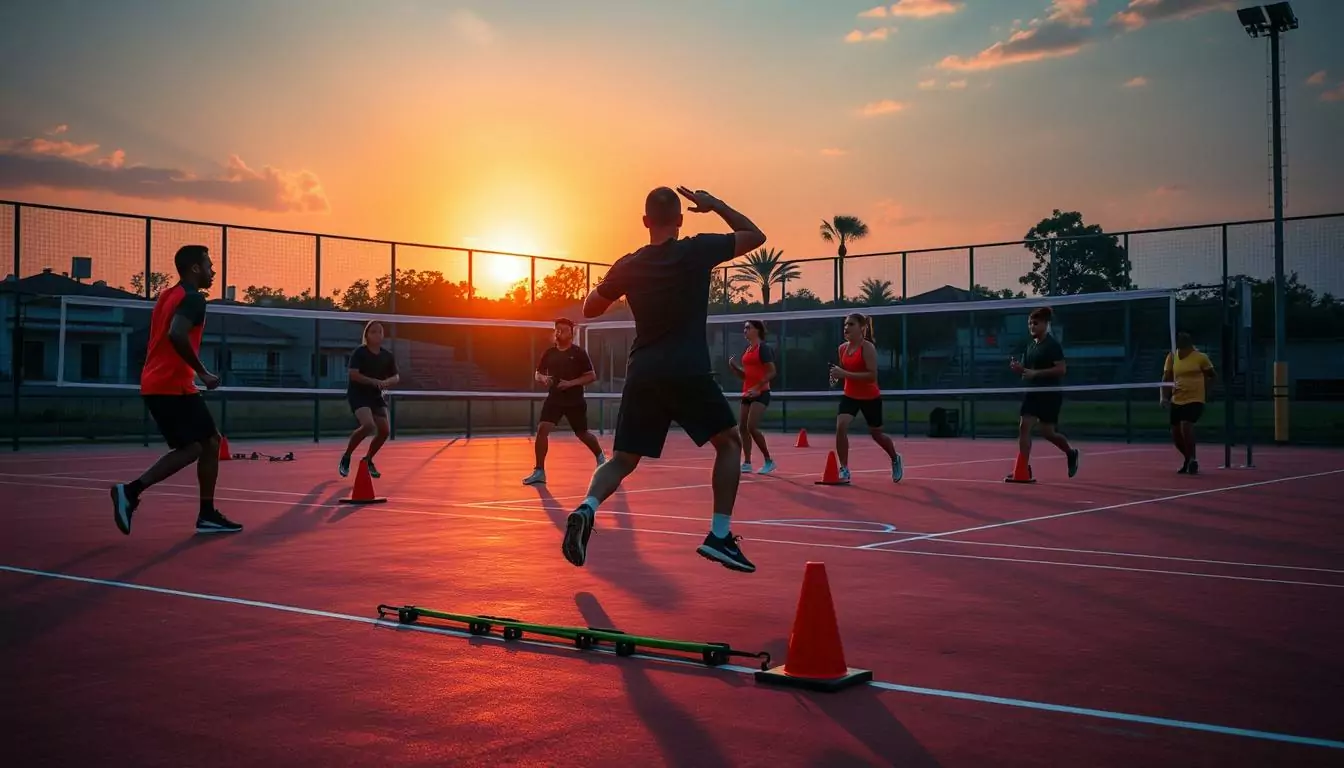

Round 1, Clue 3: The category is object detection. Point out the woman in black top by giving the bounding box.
[341,320,399,479]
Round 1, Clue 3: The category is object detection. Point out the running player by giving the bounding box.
[728,319,776,474]
[523,318,606,485]
[828,312,903,483]
[340,320,398,479]
[561,186,766,573]
[109,244,241,535]
[1007,306,1080,481]
[1161,331,1215,474]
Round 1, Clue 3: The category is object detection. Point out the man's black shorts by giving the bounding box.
[1020,391,1063,424]
[614,374,736,458]
[144,394,218,450]
[1170,401,1204,425]
[539,396,589,433]
[838,395,883,427]
[348,395,387,418]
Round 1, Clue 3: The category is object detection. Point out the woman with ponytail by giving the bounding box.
[827,312,903,483]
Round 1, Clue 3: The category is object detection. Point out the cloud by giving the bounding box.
[45,124,69,136]
[872,199,928,226]
[447,9,493,46]
[858,5,889,18]
[820,148,849,157]
[947,79,968,89]
[889,0,964,18]
[1123,76,1149,88]
[937,1,1097,72]
[917,79,938,90]
[0,128,329,213]
[859,100,906,116]
[1322,83,1344,103]
[845,27,894,43]
[1306,70,1327,86]
[1109,0,1235,33]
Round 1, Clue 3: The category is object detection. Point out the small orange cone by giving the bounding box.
[218,435,231,461]
[795,429,809,448]
[814,450,847,485]
[755,562,872,692]
[339,457,388,504]
[1004,452,1036,484]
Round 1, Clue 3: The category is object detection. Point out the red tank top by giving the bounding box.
[741,343,770,394]
[839,342,880,400]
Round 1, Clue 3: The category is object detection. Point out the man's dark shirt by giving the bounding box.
[537,344,594,405]
[594,233,736,379]
[1023,334,1064,387]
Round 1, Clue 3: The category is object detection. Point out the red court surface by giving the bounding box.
[3,433,1343,767]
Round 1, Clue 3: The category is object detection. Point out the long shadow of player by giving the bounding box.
[574,591,736,768]
[223,480,343,546]
[532,482,685,610]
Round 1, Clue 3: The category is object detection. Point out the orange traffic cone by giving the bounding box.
[1004,452,1036,484]
[755,562,873,692]
[339,457,388,504]
[218,435,231,461]
[814,450,847,485]
[795,429,809,448]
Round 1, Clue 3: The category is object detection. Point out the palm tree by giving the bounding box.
[819,215,870,302]
[730,248,801,306]
[859,277,896,306]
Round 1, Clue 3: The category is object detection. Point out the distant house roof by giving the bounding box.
[902,285,976,305]
[1,270,144,300]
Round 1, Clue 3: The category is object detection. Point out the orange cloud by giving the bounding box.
[1123,76,1149,88]
[889,0,964,18]
[1321,83,1344,103]
[917,79,938,90]
[858,5,889,18]
[938,0,1095,71]
[45,124,69,136]
[1306,70,1327,86]
[1109,0,1235,33]
[0,128,329,213]
[845,27,893,43]
[859,100,906,116]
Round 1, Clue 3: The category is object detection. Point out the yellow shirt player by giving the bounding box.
[1161,332,1215,474]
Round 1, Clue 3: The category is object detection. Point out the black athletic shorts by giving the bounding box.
[144,394,219,451]
[1020,391,1063,424]
[613,374,736,458]
[838,395,883,427]
[348,395,387,418]
[1170,401,1204,426]
[539,396,589,433]
[741,391,772,408]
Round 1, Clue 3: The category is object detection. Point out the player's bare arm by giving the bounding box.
[676,187,766,257]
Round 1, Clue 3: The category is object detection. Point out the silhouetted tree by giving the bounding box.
[1020,210,1133,295]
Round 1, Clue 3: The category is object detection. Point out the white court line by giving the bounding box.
[930,538,1344,575]
[858,469,1344,550]
[2,564,1341,751]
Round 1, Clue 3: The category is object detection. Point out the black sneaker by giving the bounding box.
[1178,459,1190,474]
[1188,459,1199,475]
[196,509,243,534]
[339,453,352,478]
[561,506,595,567]
[1067,449,1080,478]
[110,483,139,536]
[696,533,756,573]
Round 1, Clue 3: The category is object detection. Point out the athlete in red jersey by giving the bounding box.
[110,245,241,536]
[727,319,776,474]
[827,312,902,484]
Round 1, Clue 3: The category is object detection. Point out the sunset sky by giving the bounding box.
[2,0,1343,300]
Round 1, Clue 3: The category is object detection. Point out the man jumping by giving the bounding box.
[560,186,766,573]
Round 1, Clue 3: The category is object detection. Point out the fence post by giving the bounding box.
[10,204,20,451]
[389,243,397,441]
[901,251,909,438]
[313,235,321,443]
[967,247,976,440]
[220,226,229,438]
[143,217,152,446]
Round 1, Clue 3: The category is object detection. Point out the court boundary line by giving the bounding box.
[859,468,1344,549]
[926,538,1344,575]
[1,564,1339,751]
[1,477,1341,589]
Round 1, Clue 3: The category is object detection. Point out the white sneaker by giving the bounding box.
[523,468,546,485]
[741,461,754,474]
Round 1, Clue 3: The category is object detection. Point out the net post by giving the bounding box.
[1124,298,1133,444]
[389,242,397,442]
[10,204,19,451]
[901,252,909,438]
[219,225,229,437]
[56,295,67,386]
[1241,278,1255,468]
[143,216,152,447]
[967,247,976,440]
[313,234,322,444]
[1221,230,1233,470]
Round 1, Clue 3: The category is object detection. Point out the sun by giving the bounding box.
[472,230,541,296]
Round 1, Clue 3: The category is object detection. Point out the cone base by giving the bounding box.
[1003,477,1037,484]
[754,665,873,692]
[814,480,849,486]
[338,497,388,505]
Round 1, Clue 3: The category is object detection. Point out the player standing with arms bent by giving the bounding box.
[523,317,606,485]
[561,186,766,573]
[110,245,242,535]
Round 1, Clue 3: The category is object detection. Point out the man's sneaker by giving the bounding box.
[1188,459,1199,475]
[891,453,904,483]
[365,458,380,479]
[561,505,595,567]
[196,509,243,534]
[339,453,352,478]
[1067,449,1080,478]
[523,468,546,485]
[741,461,754,474]
[696,533,756,573]
[759,458,778,475]
[1178,459,1190,474]
[110,483,138,536]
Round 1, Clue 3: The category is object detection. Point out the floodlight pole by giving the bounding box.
[1268,24,1288,444]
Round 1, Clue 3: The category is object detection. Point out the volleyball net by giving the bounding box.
[34,288,1188,441]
